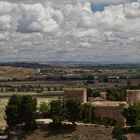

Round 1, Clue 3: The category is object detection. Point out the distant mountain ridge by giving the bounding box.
[0,62,139,69]
[0,62,51,68]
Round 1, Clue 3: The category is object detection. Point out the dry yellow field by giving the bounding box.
[0,98,8,128]
[0,66,35,80]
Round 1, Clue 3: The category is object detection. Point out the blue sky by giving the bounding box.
[92,3,108,12]
[92,0,138,12]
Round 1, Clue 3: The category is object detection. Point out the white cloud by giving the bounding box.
[124,2,140,18]
[0,0,139,63]
[17,3,59,32]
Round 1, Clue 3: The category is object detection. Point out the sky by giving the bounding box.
[0,0,140,63]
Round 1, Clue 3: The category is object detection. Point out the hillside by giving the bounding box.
[11,125,114,140]
[0,66,34,80]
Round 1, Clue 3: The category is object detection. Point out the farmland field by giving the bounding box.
[0,98,8,127]
[0,66,35,80]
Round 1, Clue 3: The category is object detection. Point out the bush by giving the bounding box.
[112,125,127,140]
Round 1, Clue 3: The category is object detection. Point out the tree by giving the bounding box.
[50,100,64,125]
[123,103,140,132]
[54,87,57,91]
[123,107,137,126]
[39,102,50,118]
[5,95,37,129]
[20,95,37,128]
[87,88,93,97]
[81,104,95,123]
[123,103,140,126]
[65,99,81,125]
[5,95,21,128]
[87,88,100,97]
[106,87,126,101]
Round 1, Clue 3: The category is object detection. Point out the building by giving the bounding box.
[63,88,87,104]
[92,101,128,125]
[63,88,140,125]
[127,90,140,106]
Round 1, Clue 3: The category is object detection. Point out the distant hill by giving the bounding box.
[0,62,139,69]
[0,62,52,68]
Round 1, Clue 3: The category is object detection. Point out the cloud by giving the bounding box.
[17,3,59,32]
[90,0,137,4]
[0,0,139,63]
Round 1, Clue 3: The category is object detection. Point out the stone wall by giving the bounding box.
[93,103,127,125]
[63,88,87,104]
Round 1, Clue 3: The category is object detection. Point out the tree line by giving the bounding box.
[5,95,95,130]
[0,85,63,92]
